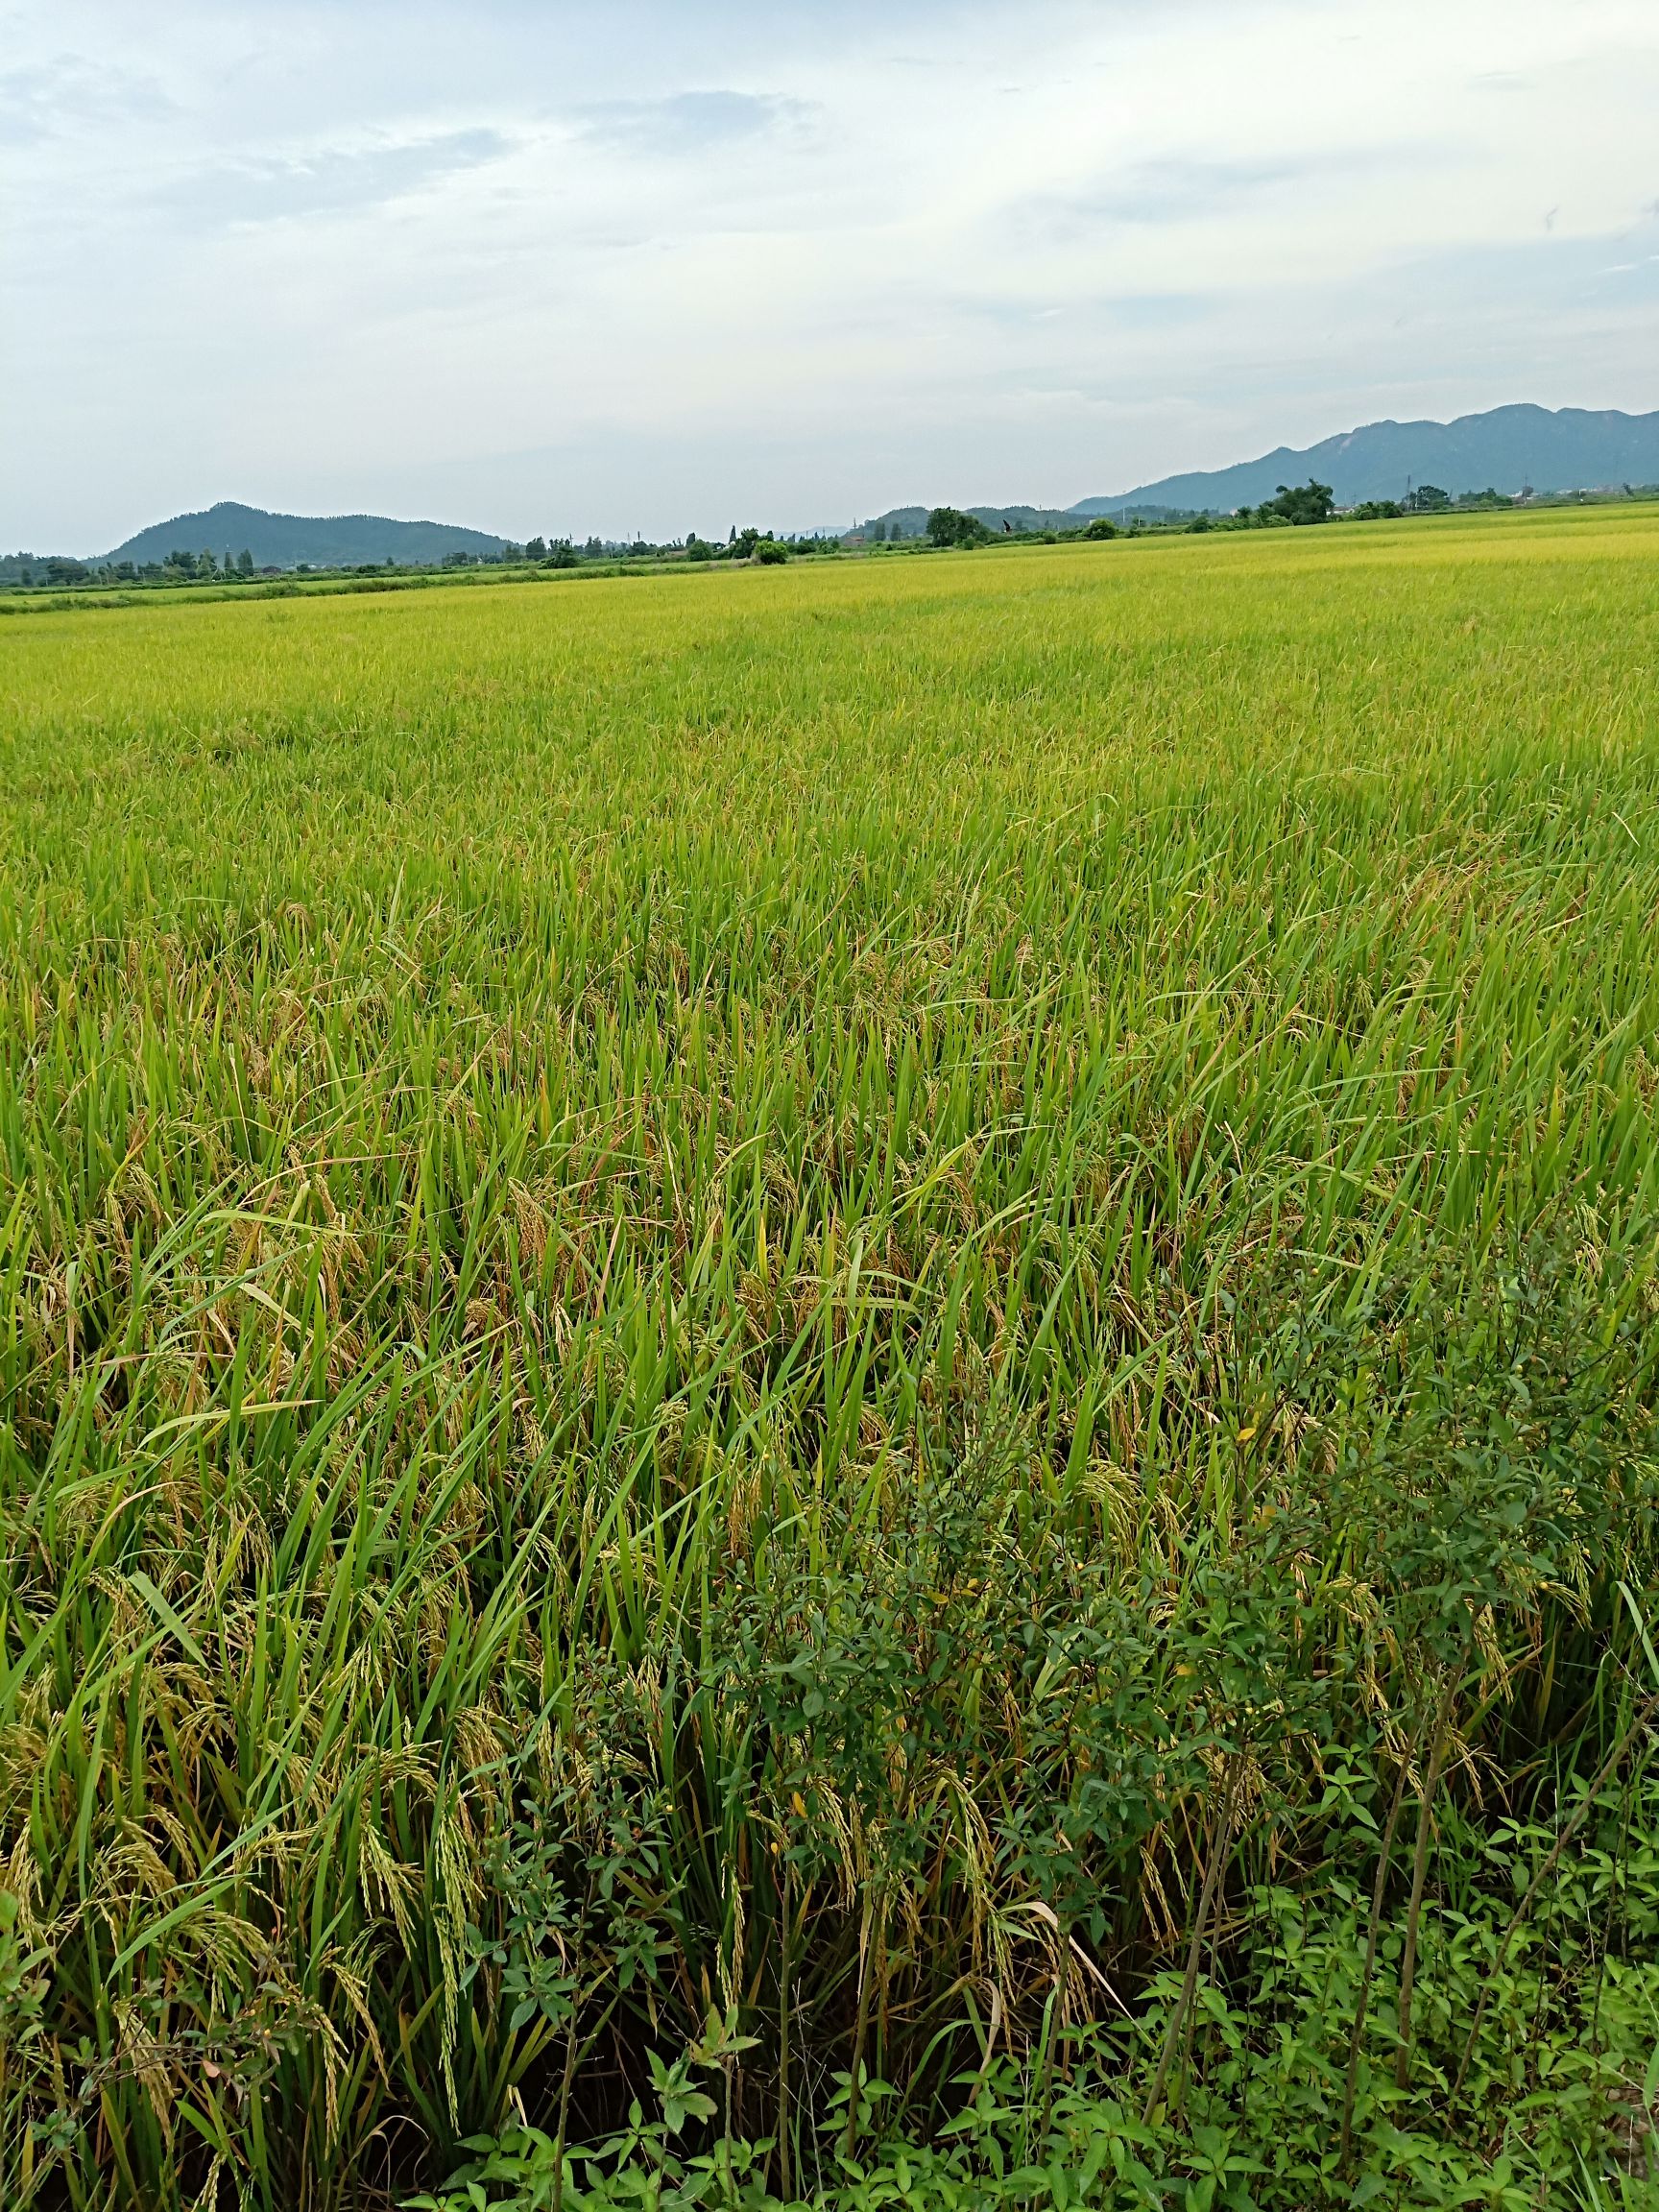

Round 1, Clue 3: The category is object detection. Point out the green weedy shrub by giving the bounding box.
[414,1781,1659,2209]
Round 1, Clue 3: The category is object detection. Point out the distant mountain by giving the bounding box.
[103,501,507,569]
[1071,404,1659,516]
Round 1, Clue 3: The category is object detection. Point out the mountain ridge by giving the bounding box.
[1070,403,1659,516]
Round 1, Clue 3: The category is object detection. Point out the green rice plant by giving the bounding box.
[1,505,1657,2205]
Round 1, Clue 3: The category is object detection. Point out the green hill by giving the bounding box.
[103,500,507,570]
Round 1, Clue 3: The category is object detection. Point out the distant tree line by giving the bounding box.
[444,527,839,571]
[9,479,1658,597]
[916,484,1414,546]
[0,530,847,594]
[0,546,267,589]
[917,508,1121,548]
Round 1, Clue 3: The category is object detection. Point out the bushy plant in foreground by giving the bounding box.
[415,1775,1659,2211]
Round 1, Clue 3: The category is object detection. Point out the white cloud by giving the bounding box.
[157,131,512,225]
[576,90,812,155]
[2,0,1656,549]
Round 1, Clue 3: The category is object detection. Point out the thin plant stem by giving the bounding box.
[844,1890,878,2161]
[1396,1675,1455,2092]
[1340,1717,1418,2168]
[777,1858,792,2201]
[1142,1759,1238,2127]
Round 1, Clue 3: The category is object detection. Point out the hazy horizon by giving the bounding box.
[5,0,1658,552]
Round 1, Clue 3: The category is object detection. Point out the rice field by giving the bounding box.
[3,508,1659,2209]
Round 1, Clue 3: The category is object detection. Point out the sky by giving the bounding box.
[4,0,1659,552]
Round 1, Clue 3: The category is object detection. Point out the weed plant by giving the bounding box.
[1,508,1658,2205]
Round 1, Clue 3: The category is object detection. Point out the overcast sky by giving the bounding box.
[5,0,1658,551]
